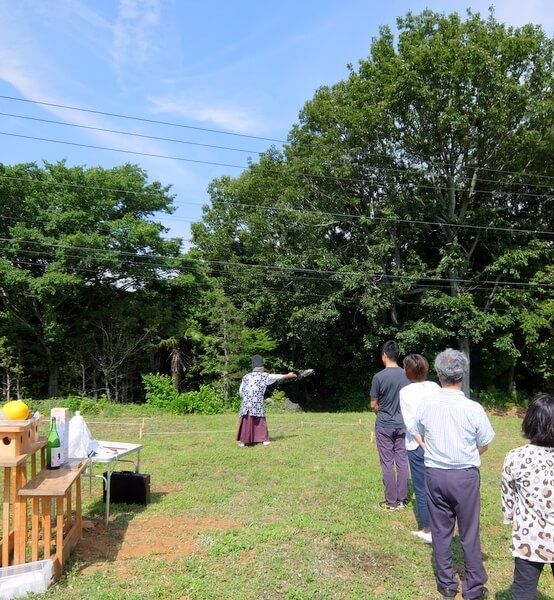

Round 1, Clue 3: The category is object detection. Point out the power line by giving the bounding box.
[2,238,553,291]
[0,132,247,170]
[1,111,552,193]
[0,95,285,143]
[3,94,554,184]
[4,255,552,297]
[0,170,552,239]
[2,129,552,203]
[0,112,264,156]
[2,205,553,238]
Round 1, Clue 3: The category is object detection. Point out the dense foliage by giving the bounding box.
[0,161,201,400]
[1,10,553,408]
[192,9,554,405]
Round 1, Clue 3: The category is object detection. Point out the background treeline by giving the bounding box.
[1,10,553,410]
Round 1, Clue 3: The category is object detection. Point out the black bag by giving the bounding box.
[103,470,151,505]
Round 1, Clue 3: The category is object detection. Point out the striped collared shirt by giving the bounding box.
[412,388,495,469]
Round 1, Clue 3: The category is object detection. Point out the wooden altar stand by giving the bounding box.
[0,415,87,577]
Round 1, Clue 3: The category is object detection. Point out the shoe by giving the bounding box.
[437,586,458,598]
[378,501,397,510]
[465,588,489,600]
[396,500,408,510]
[411,530,432,543]
[238,443,245,447]
[262,441,271,446]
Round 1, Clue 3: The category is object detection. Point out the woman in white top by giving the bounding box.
[399,354,440,543]
[501,393,554,600]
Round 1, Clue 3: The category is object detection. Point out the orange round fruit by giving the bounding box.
[2,400,30,420]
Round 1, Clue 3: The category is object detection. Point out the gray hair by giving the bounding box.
[434,348,469,384]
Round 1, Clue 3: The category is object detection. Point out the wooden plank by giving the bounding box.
[56,497,64,576]
[41,497,51,560]
[76,473,82,540]
[2,467,10,566]
[13,465,26,564]
[65,489,72,534]
[31,498,39,562]
[19,461,87,497]
[62,522,79,564]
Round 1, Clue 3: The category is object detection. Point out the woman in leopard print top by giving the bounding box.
[501,393,554,600]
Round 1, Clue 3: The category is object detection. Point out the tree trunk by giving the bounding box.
[507,362,516,398]
[46,348,59,397]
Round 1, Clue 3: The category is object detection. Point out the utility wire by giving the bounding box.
[2,202,552,237]
[0,112,263,155]
[5,255,552,295]
[0,152,554,202]
[0,95,284,143]
[0,132,247,170]
[2,111,554,192]
[2,94,554,183]
[2,238,553,290]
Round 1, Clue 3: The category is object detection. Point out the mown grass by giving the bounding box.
[10,408,554,599]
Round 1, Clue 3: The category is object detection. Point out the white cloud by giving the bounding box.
[112,0,162,80]
[147,95,263,135]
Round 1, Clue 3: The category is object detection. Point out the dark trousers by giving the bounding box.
[408,445,429,529]
[375,426,408,507]
[426,467,487,599]
[512,557,554,600]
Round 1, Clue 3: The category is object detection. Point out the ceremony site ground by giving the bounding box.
[5,407,554,599]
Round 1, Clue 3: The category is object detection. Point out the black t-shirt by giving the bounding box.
[370,366,409,428]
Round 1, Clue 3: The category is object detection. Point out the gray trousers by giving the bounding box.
[375,426,409,507]
[425,467,488,599]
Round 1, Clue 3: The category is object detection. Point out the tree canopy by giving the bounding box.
[1,9,553,407]
[192,9,554,405]
[0,161,198,399]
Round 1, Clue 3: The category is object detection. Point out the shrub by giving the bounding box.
[143,375,225,415]
[476,388,530,409]
[179,385,225,415]
[142,374,180,409]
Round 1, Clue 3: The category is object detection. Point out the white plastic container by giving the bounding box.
[0,559,54,599]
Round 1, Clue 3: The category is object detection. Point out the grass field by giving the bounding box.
[8,408,554,599]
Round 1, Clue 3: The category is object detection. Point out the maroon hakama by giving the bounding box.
[236,414,269,444]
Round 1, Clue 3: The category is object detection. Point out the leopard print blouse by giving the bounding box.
[501,444,554,563]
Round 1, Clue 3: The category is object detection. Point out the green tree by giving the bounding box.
[0,161,184,398]
[193,9,554,402]
[187,284,278,404]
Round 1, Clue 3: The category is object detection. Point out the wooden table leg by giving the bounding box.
[76,474,82,540]
[31,453,37,479]
[65,488,72,533]
[13,465,27,564]
[56,497,64,577]
[31,497,39,562]
[41,497,51,560]
[2,468,10,567]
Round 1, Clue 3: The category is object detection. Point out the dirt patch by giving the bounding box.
[487,406,526,418]
[74,514,239,576]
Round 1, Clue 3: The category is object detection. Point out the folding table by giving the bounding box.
[86,441,142,527]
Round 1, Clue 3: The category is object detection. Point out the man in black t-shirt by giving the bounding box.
[370,340,409,509]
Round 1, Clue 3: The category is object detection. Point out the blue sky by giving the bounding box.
[1,0,552,248]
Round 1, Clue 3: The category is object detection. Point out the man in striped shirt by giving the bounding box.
[413,348,495,600]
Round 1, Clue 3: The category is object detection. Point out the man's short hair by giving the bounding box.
[381,340,400,361]
[434,348,468,384]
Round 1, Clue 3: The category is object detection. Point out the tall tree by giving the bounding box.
[0,161,184,397]
[193,9,554,402]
